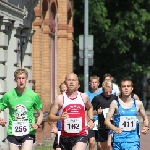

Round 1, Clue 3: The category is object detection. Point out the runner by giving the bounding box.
[52,82,67,150]
[92,81,116,150]
[100,74,120,96]
[111,76,120,97]
[120,92,141,138]
[0,69,43,150]
[85,75,102,150]
[105,79,149,150]
[48,73,94,150]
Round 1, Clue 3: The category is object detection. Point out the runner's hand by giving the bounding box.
[87,120,94,130]
[97,107,103,114]
[141,126,149,134]
[51,123,58,134]
[60,111,69,120]
[0,118,6,126]
[113,127,123,134]
[31,123,39,130]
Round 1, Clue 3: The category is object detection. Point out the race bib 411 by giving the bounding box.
[119,116,137,131]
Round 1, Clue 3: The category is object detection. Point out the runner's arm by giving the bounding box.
[48,95,62,122]
[36,109,43,126]
[138,101,149,127]
[105,100,117,130]
[0,94,9,111]
[48,103,56,126]
[91,96,100,111]
[134,94,140,100]
[84,93,93,120]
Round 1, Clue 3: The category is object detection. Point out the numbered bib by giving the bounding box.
[103,108,109,119]
[64,117,82,133]
[119,116,137,131]
[93,120,98,130]
[12,121,29,136]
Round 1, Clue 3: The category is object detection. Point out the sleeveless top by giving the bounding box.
[60,91,87,137]
[113,98,139,142]
[56,112,62,131]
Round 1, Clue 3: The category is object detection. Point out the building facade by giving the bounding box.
[0,0,39,149]
[33,0,74,144]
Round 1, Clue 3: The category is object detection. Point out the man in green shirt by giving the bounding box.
[0,69,43,150]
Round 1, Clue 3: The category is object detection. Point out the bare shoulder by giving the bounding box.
[80,92,89,103]
[110,100,118,108]
[135,100,143,106]
[134,94,140,100]
[111,100,118,105]
[54,94,63,106]
[80,92,88,98]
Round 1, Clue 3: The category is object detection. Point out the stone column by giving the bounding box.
[0,16,12,150]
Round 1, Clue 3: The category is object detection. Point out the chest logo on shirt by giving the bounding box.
[14,104,27,120]
[64,104,84,114]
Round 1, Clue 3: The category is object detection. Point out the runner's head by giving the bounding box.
[89,75,100,90]
[65,73,79,92]
[102,81,113,98]
[120,79,133,97]
[14,69,28,89]
[59,82,67,94]
[103,73,111,82]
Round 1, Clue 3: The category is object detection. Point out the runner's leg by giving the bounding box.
[72,142,87,150]
[21,140,33,150]
[8,143,21,150]
[88,130,96,150]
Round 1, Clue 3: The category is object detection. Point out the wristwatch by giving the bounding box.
[36,124,40,128]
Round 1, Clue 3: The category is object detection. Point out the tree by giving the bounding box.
[74,0,150,92]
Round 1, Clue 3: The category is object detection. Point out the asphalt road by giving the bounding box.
[139,124,150,150]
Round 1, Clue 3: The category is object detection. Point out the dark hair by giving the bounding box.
[103,73,111,81]
[120,79,133,87]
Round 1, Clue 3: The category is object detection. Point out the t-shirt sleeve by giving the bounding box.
[91,96,100,110]
[0,93,9,110]
[114,84,120,94]
[33,94,43,111]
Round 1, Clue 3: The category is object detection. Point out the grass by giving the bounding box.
[36,145,53,150]
[36,140,54,150]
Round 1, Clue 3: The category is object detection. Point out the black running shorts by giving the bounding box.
[7,134,35,146]
[59,135,88,150]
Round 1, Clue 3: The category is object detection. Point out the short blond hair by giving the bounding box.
[14,69,28,78]
[90,75,100,82]
[102,81,113,89]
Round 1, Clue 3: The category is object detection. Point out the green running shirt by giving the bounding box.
[0,88,42,135]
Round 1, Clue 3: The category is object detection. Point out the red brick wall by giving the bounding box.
[32,0,74,144]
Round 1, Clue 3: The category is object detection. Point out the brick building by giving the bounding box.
[32,0,74,144]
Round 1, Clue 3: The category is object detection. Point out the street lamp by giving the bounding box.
[20,33,27,68]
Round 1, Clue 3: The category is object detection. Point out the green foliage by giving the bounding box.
[74,0,150,83]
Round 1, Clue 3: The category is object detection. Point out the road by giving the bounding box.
[140,124,150,150]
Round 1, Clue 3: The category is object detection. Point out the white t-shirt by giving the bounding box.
[112,83,120,95]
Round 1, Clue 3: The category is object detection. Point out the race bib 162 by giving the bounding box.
[64,117,82,133]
